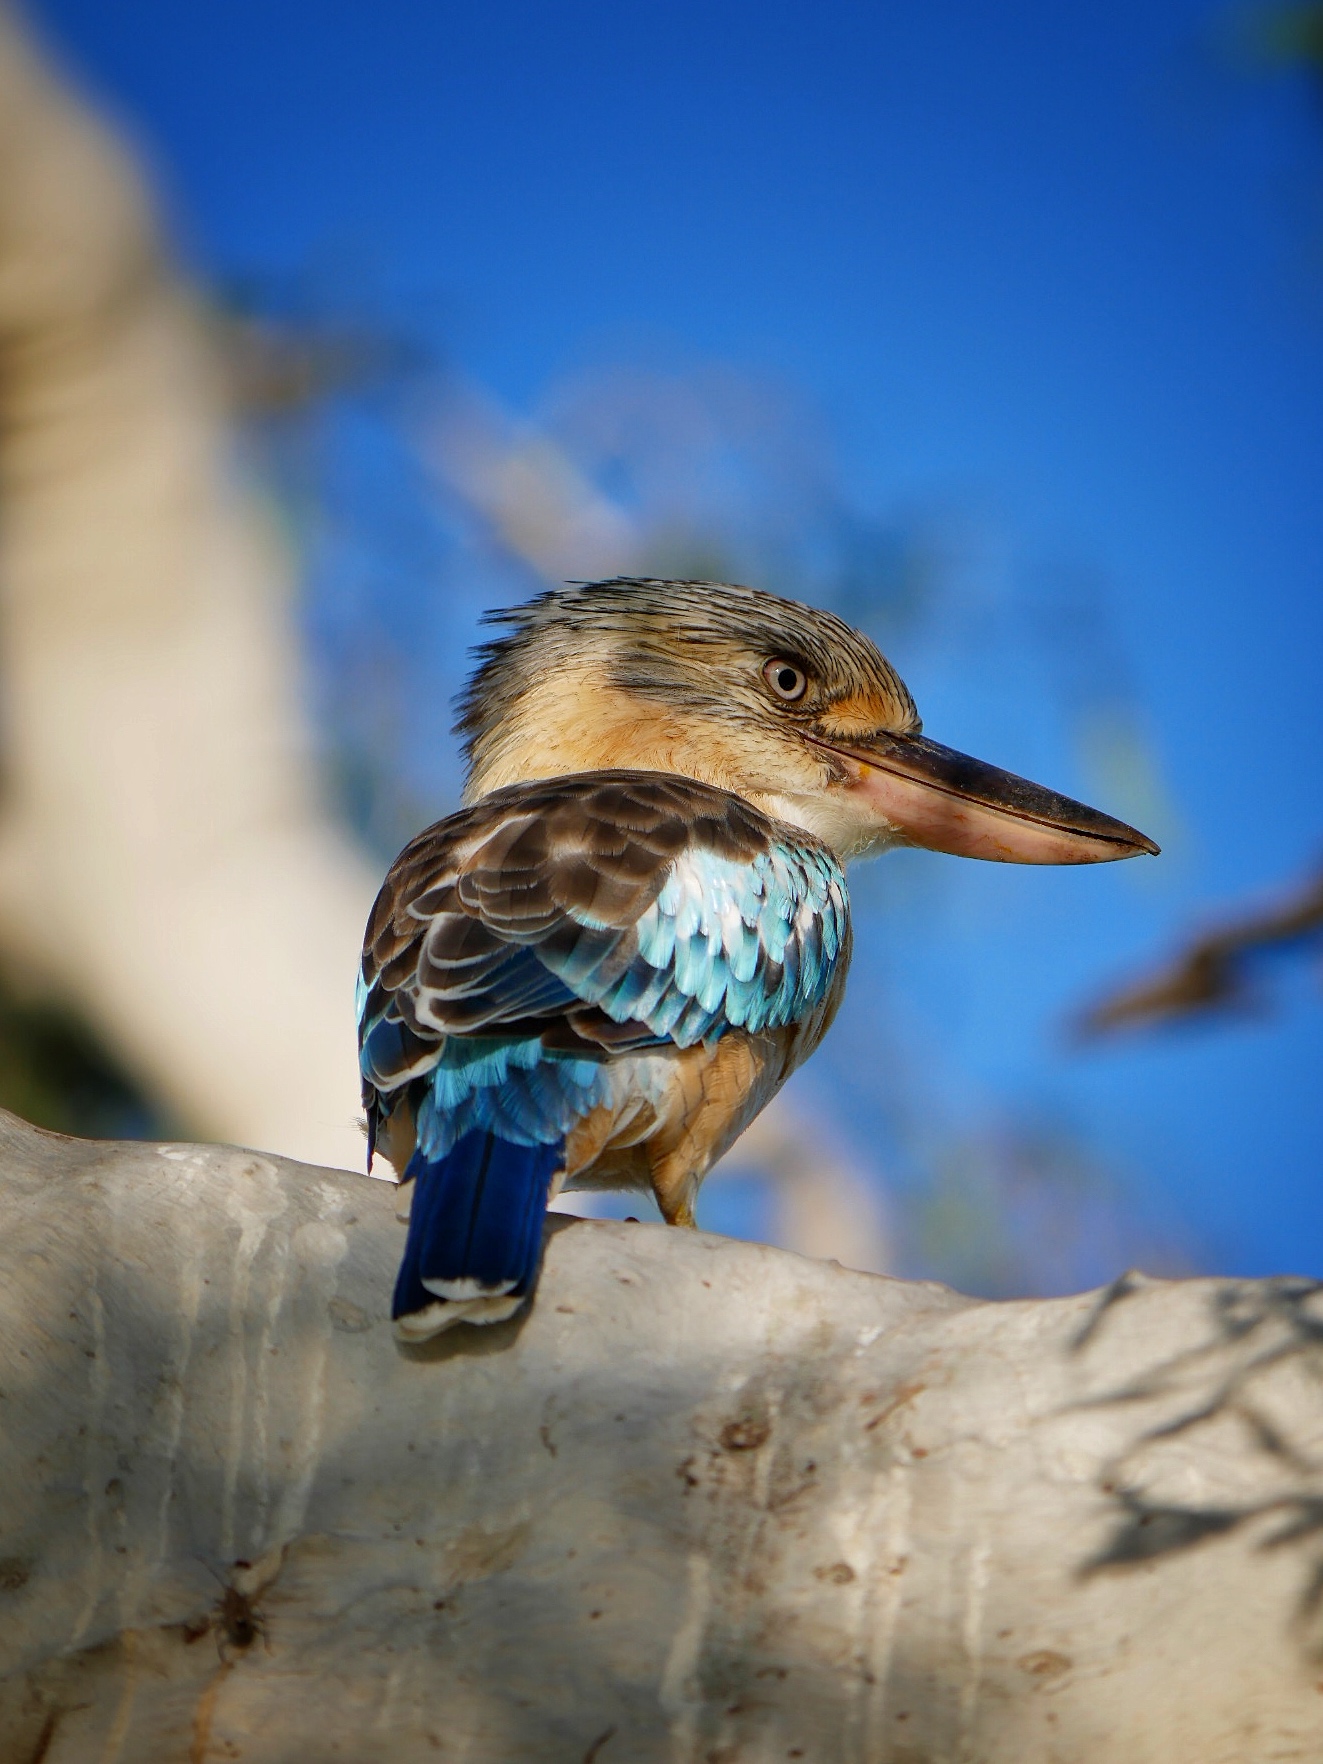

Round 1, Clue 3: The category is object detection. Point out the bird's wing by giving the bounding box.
[357,769,849,1104]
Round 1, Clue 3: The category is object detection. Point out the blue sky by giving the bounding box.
[27,0,1323,1283]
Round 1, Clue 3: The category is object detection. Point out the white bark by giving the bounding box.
[0,9,378,1170]
[0,1111,1319,1762]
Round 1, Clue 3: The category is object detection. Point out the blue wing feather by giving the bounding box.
[360,790,849,1151]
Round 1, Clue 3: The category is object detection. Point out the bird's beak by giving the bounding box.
[816,731,1159,863]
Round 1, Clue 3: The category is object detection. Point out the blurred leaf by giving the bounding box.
[1254,4,1323,77]
[0,975,166,1141]
[1074,707,1181,861]
[898,1119,1193,1299]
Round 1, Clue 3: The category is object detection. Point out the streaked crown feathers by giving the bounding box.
[456,577,919,773]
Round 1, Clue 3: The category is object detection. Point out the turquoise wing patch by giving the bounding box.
[358,774,850,1162]
[560,840,849,1047]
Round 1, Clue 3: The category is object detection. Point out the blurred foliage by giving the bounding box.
[1018,558,1180,850]
[1253,4,1323,85]
[896,1119,1193,1299]
[225,290,1166,844]
[0,973,163,1141]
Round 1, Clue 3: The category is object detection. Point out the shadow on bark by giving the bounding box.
[1073,1272,1323,1652]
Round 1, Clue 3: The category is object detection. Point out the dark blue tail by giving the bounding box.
[392,1130,563,1326]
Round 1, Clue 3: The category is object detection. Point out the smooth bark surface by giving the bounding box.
[0,1109,1320,1762]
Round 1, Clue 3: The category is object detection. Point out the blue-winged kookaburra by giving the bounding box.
[357,579,1157,1340]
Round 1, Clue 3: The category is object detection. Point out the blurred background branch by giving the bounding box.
[1074,861,1323,1037]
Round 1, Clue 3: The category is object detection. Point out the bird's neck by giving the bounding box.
[464,672,745,803]
[463,679,866,861]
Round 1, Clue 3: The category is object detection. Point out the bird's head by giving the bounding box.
[458,578,1158,865]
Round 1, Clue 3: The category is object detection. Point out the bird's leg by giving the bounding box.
[372,1094,414,1172]
[651,1161,699,1230]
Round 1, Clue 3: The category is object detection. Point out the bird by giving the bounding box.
[357,578,1158,1341]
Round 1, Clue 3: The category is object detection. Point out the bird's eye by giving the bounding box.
[763,658,809,702]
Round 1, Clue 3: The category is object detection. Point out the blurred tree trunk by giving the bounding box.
[0,1110,1319,1762]
[0,8,377,1169]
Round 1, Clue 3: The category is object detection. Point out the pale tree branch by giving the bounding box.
[0,1111,1319,1760]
